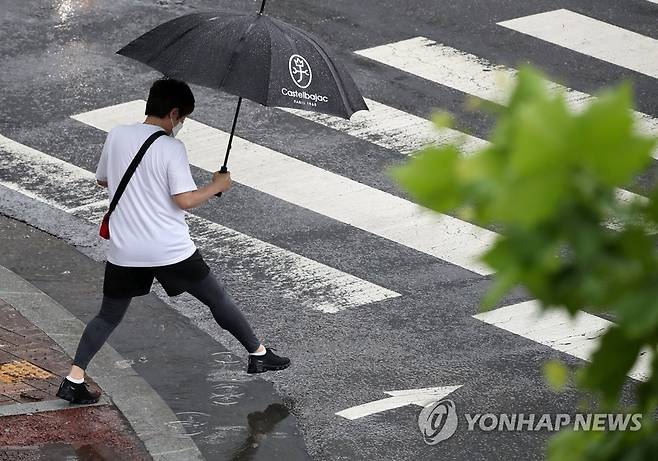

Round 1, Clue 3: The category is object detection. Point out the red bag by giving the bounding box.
[99,212,110,240]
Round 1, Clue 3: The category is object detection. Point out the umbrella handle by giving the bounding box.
[214,165,229,198]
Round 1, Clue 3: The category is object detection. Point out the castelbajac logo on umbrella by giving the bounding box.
[282,54,330,108]
[289,54,312,88]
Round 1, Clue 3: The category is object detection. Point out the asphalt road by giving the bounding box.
[1,0,656,460]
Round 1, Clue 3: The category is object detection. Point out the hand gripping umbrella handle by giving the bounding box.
[214,165,229,198]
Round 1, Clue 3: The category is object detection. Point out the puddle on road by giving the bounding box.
[210,383,245,406]
[211,351,242,366]
[230,403,291,461]
[165,411,211,437]
[162,350,294,459]
[36,441,125,460]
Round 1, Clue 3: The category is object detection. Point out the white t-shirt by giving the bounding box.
[95,123,198,267]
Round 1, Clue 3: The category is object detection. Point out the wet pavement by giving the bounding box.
[1,406,151,461]
[1,0,656,460]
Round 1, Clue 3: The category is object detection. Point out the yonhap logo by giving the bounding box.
[289,54,312,88]
[416,397,643,447]
[418,399,458,445]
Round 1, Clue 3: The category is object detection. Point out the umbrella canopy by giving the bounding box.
[117,11,368,119]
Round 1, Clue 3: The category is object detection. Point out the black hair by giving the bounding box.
[145,78,195,118]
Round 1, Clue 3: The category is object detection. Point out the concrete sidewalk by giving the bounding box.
[0,205,310,461]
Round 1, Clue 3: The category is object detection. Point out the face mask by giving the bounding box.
[170,115,183,138]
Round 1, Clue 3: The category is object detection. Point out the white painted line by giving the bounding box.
[281,98,488,155]
[357,37,520,105]
[498,9,658,79]
[281,96,646,210]
[355,37,658,158]
[474,301,651,381]
[335,385,462,420]
[615,188,647,205]
[0,178,77,213]
[184,213,400,313]
[72,101,497,275]
[0,135,108,210]
[0,133,400,313]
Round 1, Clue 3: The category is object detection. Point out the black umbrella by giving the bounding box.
[116,0,368,193]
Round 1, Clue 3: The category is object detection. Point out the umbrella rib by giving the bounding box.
[262,19,276,106]
[218,14,261,89]
[266,18,306,104]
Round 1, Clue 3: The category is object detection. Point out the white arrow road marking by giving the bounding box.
[474,301,651,381]
[498,9,658,79]
[72,101,497,275]
[355,37,658,159]
[0,133,400,313]
[335,385,462,420]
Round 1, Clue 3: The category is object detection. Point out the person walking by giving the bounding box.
[57,78,290,405]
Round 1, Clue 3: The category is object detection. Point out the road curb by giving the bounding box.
[0,397,111,417]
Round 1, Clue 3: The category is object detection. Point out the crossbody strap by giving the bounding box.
[107,130,167,216]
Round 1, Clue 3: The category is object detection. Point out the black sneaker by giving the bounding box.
[56,377,101,404]
[247,347,291,374]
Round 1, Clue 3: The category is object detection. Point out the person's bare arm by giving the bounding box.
[172,171,232,210]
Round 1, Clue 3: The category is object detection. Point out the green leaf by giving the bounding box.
[430,111,454,129]
[579,327,643,406]
[574,83,654,186]
[390,145,462,212]
[544,360,569,391]
[548,428,601,461]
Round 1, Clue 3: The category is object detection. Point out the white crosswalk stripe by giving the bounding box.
[281,98,488,155]
[0,133,400,313]
[355,37,658,158]
[281,88,645,207]
[72,101,498,275]
[498,9,658,79]
[474,301,651,381]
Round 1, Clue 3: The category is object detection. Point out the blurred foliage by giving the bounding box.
[393,66,658,459]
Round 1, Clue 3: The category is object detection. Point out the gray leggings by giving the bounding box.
[72,272,261,370]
